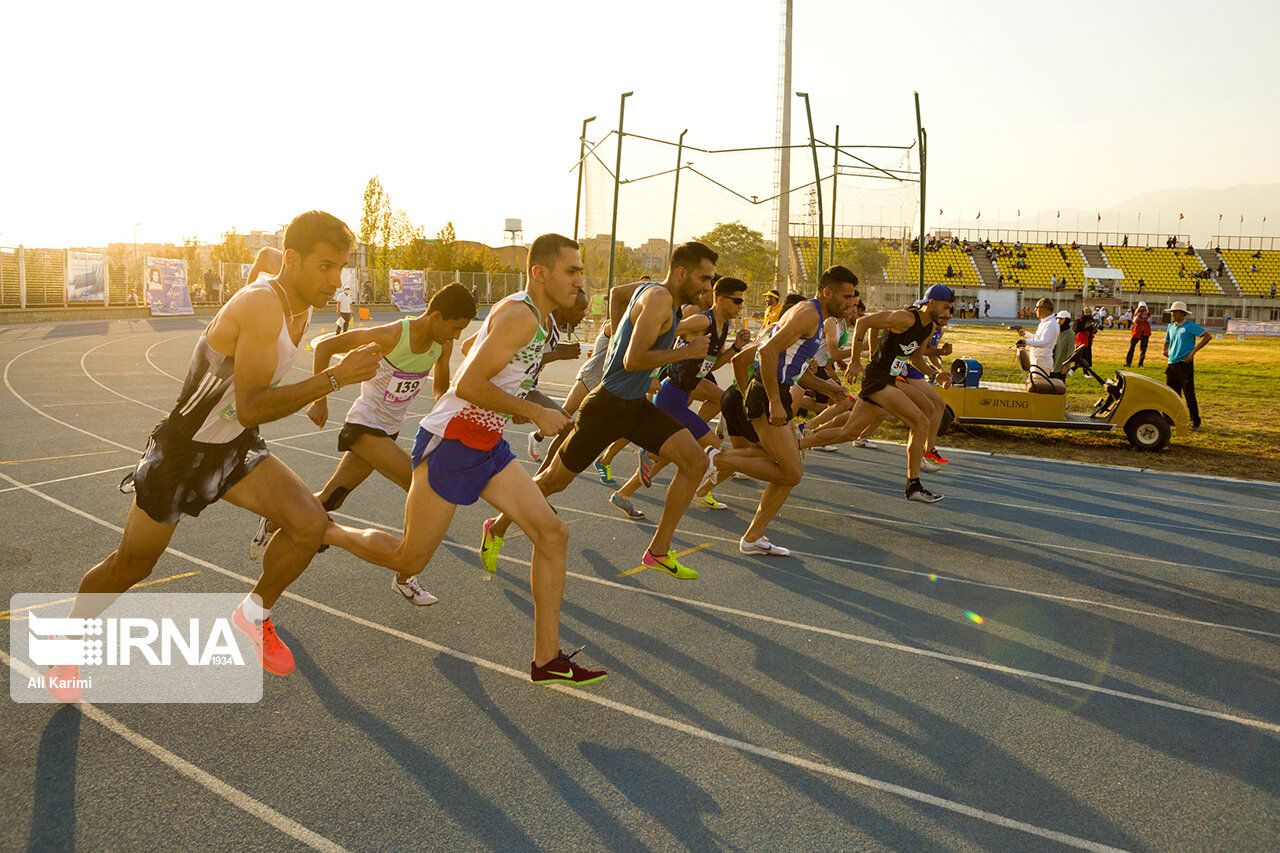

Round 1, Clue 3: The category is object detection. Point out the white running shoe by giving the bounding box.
[815,445,839,452]
[739,536,790,556]
[249,517,270,562]
[527,431,545,462]
[920,456,941,473]
[698,447,721,494]
[392,576,439,606]
[853,438,873,448]
[731,471,751,481]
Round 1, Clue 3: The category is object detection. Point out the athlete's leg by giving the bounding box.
[479,462,569,667]
[690,379,722,422]
[69,502,177,618]
[695,436,768,498]
[349,433,413,492]
[221,455,329,608]
[561,379,590,416]
[599,436,629,466]
[323,461,458,581]
[315,451,377,511]
[741,419,805,543]
[645,429,708,557]
[489,455,579,539]
[900,379,944,454]
[857,385,931,478]
[803,392,852,432]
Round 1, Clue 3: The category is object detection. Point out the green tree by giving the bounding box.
[693,221,776,284]
[428,222,459,271]
[211,228,252,266]
[829,238,886,291]
[358,175,393,269]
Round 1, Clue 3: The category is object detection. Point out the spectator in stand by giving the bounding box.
[1194,279,1201,295]
[1050,310,1075,379]
[945,264,955,278]
[1137,277,1145,293]
[1073,308,1097,366]
[1271,282,1276,299]
[1163,301,1212,430]
[1125,303,1151,367]
[1122,235,1129,247]
[1250,264,1260,274]
[1253,250,1263,259]
[1217,259,1226,276]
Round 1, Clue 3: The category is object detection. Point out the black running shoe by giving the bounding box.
[906,482,944,503]
[530,646,607,686]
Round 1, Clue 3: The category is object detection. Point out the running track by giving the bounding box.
[1,315,1277,852]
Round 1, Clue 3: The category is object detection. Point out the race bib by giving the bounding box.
[890,356,909,377]
[694,355,717,380]
[384,370,426,404]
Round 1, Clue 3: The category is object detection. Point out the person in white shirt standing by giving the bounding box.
[336,285,354,333]
[1016,297,1060,386]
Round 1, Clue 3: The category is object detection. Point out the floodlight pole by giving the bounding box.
[607,92,633,289]
[572,115,596,243]
[668,129,687,266]
[830,125,839,262]
[797,92,823,277]
[914,92,927,300]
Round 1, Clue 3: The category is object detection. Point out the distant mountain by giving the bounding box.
[1100,183,1278,245]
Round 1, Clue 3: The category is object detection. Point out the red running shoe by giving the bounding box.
[924,450,950,465]
[46,664,83,703]
[530,646,607,686]
[233,604,295,676]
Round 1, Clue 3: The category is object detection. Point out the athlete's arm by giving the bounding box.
[608,281,644,338]
[622,288,709,373]
[711,327,751,372]
[460,330,480,357]
[230,291,380,429]
[675,313,711,341]
[731,342,758,392]
[758,301,818,425]
[306,323,399,427]
[433,338,454,400]
[848,309,912,380]
[455,301,570,438]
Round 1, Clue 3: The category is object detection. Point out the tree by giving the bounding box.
[829,238,886,291]
[693,221,776,284]
[211,228,252,266]
[428,222,459,271]
[358,175,393,269]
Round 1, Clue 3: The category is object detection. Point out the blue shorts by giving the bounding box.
[904,365,926,380]
[654,380,711,440]
[410,427,517,506]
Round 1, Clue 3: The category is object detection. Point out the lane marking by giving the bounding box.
[0,464,135,496]
[0,478,1136,851]
[2,651,348,852]
[617,543,712,577]
[0,571,201,619]
[41,400,126,408]
[0,450,119,465]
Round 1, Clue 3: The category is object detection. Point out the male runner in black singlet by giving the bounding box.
[801,283,954,502]
[46,211,382,701]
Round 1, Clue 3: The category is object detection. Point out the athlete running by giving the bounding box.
[324,234,606,686]
[47,211,380,701]
[248,283,478,607]
[609,276,751,516]
[800,283,954,502]
[481,242,719,580]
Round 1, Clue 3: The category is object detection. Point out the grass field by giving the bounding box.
[862,322,1280,483]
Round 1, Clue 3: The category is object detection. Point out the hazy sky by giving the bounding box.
[3,0,1277,250]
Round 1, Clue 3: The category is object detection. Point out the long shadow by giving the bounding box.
[435,656,648,853]
[579,744,734,851]
[28,706,81,853]
[290,638,543,852]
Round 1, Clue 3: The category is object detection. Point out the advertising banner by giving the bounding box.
[146,257,194,316]
[389,269,426,313]
[67,251,107,302]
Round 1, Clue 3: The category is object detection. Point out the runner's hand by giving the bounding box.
[733,328,752,348]
[941,342,953,355]
[685,334,711,360]
[768,399,786,426]
[532,406,572,439]
[553,342,581,360]
[844,360,863,382]
[333,342,382,386]
[307,398,328,428]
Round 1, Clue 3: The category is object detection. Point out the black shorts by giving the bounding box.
[859,371,897,409]
[810,365,833,404]
[719,385,758,444]
[744,379,794,424]
[122,419,269,525]
[557,386,685,474]
[339,421,398,453]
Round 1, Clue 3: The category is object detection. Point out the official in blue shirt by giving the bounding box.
[1162,300,1213,430]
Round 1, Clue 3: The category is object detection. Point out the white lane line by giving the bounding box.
[327,508,1280,731]
[7,337,1275,642]
[0,477,1133,852]
[3,652,348,853]
[0,464,135,496]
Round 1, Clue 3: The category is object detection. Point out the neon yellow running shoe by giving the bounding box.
[641,549,699,579]
[480,517,503,573]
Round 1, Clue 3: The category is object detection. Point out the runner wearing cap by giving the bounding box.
[800,283,954,502]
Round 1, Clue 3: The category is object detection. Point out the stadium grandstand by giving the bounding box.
[989,242,1086,289]
[1218,248,1280,297]
[1101,245,1220,295]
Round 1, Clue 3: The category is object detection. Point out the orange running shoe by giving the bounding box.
[233,604,295,676]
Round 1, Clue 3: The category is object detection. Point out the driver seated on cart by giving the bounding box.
[1015,297,1065,394]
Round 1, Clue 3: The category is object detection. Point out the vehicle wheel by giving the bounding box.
[1124,411,1170,451]
[939,405,955,435]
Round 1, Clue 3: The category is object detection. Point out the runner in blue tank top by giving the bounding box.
[704,266,859,555]
[483,242,720,580]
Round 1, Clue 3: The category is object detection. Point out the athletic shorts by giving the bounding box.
[121,419,269,525]
[557,386,685,474]
[524,388,570,419]
[574,328,610,390]
[654,380,711,440]
[904,364,926,381]
[410,427,516,506]
[744,378,795,424]
[859,375,894,408]
[810,365,833,404]
[719,385,758,444]
[338,421,398,453]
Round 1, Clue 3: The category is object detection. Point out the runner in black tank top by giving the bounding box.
[799,284,955,503]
